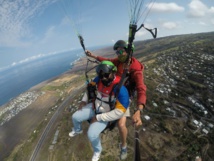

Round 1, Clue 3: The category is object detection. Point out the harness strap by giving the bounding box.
[96,97,114,105]
[108,83,119,110]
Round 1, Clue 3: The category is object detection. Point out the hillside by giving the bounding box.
[1,32,214,161]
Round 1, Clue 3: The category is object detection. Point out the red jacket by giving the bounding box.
[97,56,147,106]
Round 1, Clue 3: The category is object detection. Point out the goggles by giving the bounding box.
[98,73,110,79]
[116,49,125,55]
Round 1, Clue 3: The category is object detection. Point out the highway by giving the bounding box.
[29,85,85,161]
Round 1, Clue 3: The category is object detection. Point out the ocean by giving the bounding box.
[0,49,85,106]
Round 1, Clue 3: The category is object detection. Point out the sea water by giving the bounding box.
[0,49,84,106]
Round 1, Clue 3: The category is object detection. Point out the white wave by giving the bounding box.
[0,48,78,72]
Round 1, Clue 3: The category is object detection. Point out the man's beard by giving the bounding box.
[118,55,128,63]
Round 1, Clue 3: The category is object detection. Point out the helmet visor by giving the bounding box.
[96,64,113,76]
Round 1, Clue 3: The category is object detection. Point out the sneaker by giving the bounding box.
[68,128,83,137]
[92,151,101,161]
[120,146,127,160]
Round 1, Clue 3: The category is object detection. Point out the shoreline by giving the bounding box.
[0,46,113,160]
[0,46,113,126]
[0,46,113,109]
[0,55,87,124]
[0,55,89,160]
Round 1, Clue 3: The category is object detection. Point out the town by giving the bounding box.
[145,41,214,138]
[0,91,44,126]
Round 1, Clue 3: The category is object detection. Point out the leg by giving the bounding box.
[87,121,108,153]
[118,116,127,147]
[72,103,95,132]
[118,115,129,160]
[118,107,130,148]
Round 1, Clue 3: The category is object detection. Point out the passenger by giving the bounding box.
[69,60,129,161]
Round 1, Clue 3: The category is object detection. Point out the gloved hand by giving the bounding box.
[78,101,86,110]
[85,50,97,59]
[87,81,97,101]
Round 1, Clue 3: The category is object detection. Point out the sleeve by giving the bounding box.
[92,76,99,83]
[96,86,129,122]
[132,70,147,105]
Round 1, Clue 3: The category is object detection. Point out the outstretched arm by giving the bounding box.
[86,50,118,63]
[85,50,98,59]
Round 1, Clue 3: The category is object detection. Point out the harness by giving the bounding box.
[95,83,118,111]
[87,77,121,131]
[114,59,143,99]
[95,76,120,111]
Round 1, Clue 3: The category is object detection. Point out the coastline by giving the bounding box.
[0,55,88,125]
[0,55,88,160]
[0,46,113,160]
[0,46,112,122]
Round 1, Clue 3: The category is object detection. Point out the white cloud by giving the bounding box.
[208,7,214,14]
[0,0,57,48]
[188,0,208,17]
[40,26,56,44]
[136,30,147,37]
[199,21,208,26]
[162,22,178,30]
[211,19,214,25]
[149,2,184,13]
[186,0,214,29]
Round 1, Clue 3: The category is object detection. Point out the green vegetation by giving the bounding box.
[186,79,206,89]
[42,85,65,91]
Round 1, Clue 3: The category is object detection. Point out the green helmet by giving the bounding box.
[113,40,135,51]
[96,61,117,75]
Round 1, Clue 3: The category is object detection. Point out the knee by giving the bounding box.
[117,119,127,129]
[87,130,97,142]
[71,111,78,121]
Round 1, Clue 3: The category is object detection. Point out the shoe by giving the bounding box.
[92,151,101,161]
[120,146,127,160]
[68,128,83,137]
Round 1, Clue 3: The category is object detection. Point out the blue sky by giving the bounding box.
[0,0,214,69]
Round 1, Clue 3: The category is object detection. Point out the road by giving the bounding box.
[29,85,85,161]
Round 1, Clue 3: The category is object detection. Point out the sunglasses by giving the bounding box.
[116,49,125,55]
[99,73,110,79]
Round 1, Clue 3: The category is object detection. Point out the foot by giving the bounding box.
[120,146,127,160]
[92,151,101,161]
[68,128,83,137]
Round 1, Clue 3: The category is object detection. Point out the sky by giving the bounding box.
[0,0,214,69]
